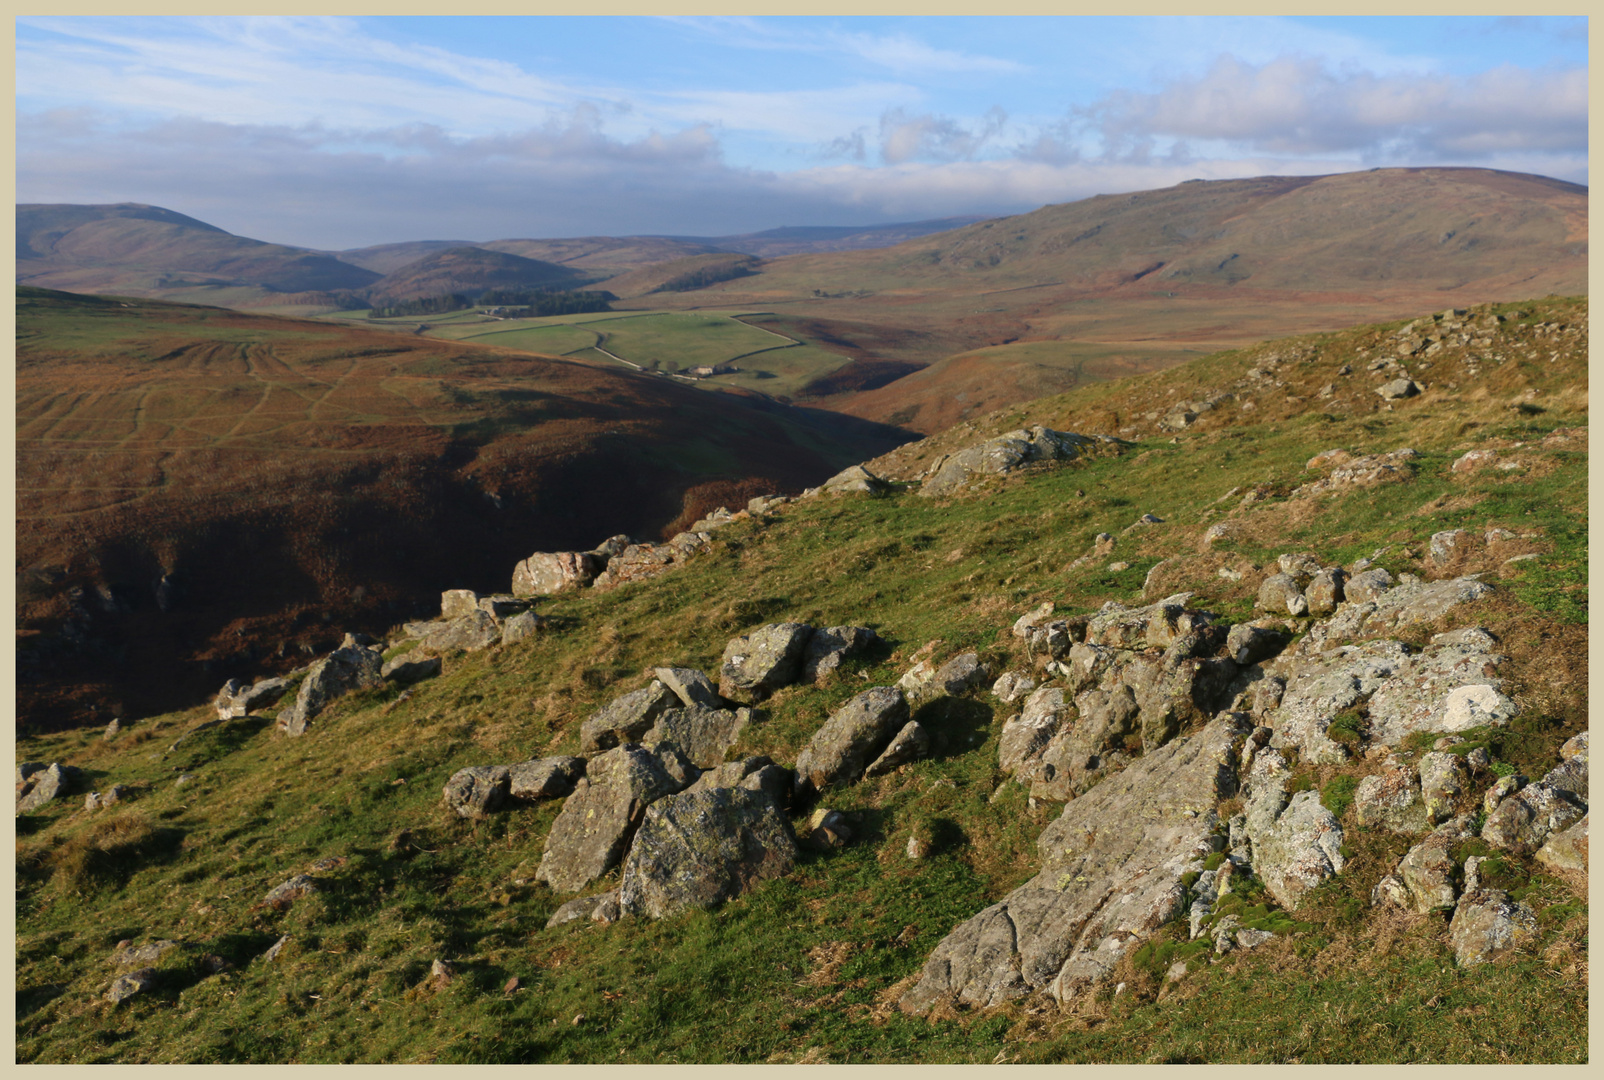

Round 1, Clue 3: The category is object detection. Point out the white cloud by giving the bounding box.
[879,107,1008,164]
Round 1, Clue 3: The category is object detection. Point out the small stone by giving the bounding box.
[1108,561,1130,572]
[106,968,158,1004]
[262,935,290,962]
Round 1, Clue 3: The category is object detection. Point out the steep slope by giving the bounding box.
[15,203,380,296]
[14,295,1586,1064]
[14,288,909,730]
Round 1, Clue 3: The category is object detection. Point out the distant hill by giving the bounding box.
[675,216,990,258]
[364,247,590,303]
[596,252,763,299]
[15,202,380,296]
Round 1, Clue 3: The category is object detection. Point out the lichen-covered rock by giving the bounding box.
[536,745,691,894]
[16,762,82,813]
[919,426,1092,497]
[546,891,623,929]
[819,464,892,496]
[1448,888,1537,966]
[1343,568,1394,605]
[718,623,814,703]
[685,755,792,812]
[618,785,798,918]
[1027,689,1144,802]
[511,551,600,597]
[500,610,542,645]
[277,643,385,736]
[416,609,503,654]
[508,757,585,801]
[1536,752,1588,803]
[1292,448,1420,498]
[998,687,1072,778]
[1559,730,1589,762]
[925,652,990,698]
[1429,529,1476,567]
[443,766,512,818]
[1304,568,1346,616]
[1268,640,1412,763]
[991,671,1036,705]
[793,686,910,795]
[864,721,931,777]
[1354,765,1430,834]
[1417,751,1470,823]
[1250,790,1346,910]
[1300,576,1494,652]
[112,939,179,968]
[1256,574,1306,617]
[591,531,713,589]
[1481,781,1586,854]
[800,626,878,684]
[1084,594,1214,651]
[579,681,678,754]
[1374,815,1475,913]
[439,589,479,619]
[644,705,751,769]
[1535,813,1588,875]
[899,713,1247,1014]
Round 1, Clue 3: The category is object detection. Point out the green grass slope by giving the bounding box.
[15,297,1586,1063]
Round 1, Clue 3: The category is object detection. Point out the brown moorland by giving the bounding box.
[15,287,909,731]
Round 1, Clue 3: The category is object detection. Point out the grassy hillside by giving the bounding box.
[14,288,908,729]
[15,296,1586,1063]
[364,248,589,303]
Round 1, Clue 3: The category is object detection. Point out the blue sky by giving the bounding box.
[15,15,1588,249]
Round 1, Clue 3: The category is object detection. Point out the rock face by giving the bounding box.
[644,705,751,769]
[800,626,878,684]
[16,762,81,813]
[536,745,691,894]
[718,623,814,703]
[443,766,511,818]
[508,757,585,802]
[900,713,1247,1013]
[793,687,911,794]
[277,642,385,735]
[1084,594,1215,651]
[1300,576,1494,653]
[998,687,1069,777]
[920,426,1093,497]
[580,682,678,754]
[512,551,600,597]
[1353,764,1429,834]
[618,784,798,919]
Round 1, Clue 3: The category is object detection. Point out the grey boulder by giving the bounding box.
[579,681,678,754]
[793,686,910,794]
[718,623,814,703]
[644,705,752,769]
[107,968,159,1005]
[653,667,724,709]
[16,762,82,813]
[443,766,511,818]
[536,744,691,894]
[1448,888,1537,966]
[277,643,385,736]
[800,626,878,684]
[508,757,586,802]
[864,721,931,778]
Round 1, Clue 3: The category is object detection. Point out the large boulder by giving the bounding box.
[618,785,798,918]
[686,755,793,812]
[653,667,724,709]
[864,721,931,777]
[439,589,480,619]
[899,713,1248,1013]
[644,705,751,769]
[800,626,878,684]
[1365,633,1516,746]
[718,623,814,703]
[414,609,503,654]
[1481,780,1586,854]
[919,426,1092,497]
[592,532,713,589]
[1374,814,1475,913]
[511,551,600,597]
[793,686,910,795]
[579,681,678,754]
[1535,813,1589,875]
[535,745,691,894]
[1448,887,1537,966]
[1084,595,1215,651]
[276,643,385,736]
[1267,640,1413,763]
[818,465,892,496]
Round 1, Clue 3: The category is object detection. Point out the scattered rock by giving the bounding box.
[718,623,814,703]
[1084,594,1214,651]
[991,671,1036,704]
[1429,530,1476,566]
[16,762,81,813]
[1417,752,1470,823]
[618,785,798,918]
[442,766,512,818]
[924,652,989,699]
[1300,576,1493,652]
[793,686,911,795]
[1354,765,1430,834]
[536,744,691,894]
[112,939,178,967]
[805,808,854,850]
[1377,379,1422,400]
[592,532,714,589]
[106,968,158,1005]
[546,891,624,928]
[919,426,1092,497]
[1535,813,1588,875]
[264,874,319,910]
[1375,815,1475,913]
[84,784,130,811]
[1343,568,1394,604]
[277,642,385,735]
[261,935,290,962]
[1304,568,1346,616]
[1481,779,1585,854]
[1226,624,1288,667]
[818,464,892,497]
[1291,448,1420,498]
[864,721,931,777]
[500,610,542,645]
[580,681,678,753]
[215,677,291,719]
[381,653,442,684]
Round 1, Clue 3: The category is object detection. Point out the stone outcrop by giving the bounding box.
[718,623,814,703]
[1291,448,1420,498]
[592,532,714,590]
[442,766,511,818]
[1240,748,1346,909]
[1448,887,1537,966]
[618,784,798,919]
[1353,763,1430,834]
[653,667,724,710]
[864,721,930,777]
[919,426,1094,497]
[512,551,600,597]
[1535,813,1588,875]
[536,744,692,894]
[16,762,82,813]
[793,686,911,795]
[381,653,442,684]
[1373,814,1476,914]
[900,713,1246,1013]
[215,676,291,719]
[1299,576,1494,653]
[644,705,752,769]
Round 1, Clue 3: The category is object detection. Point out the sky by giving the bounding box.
[14,15,1590,250]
